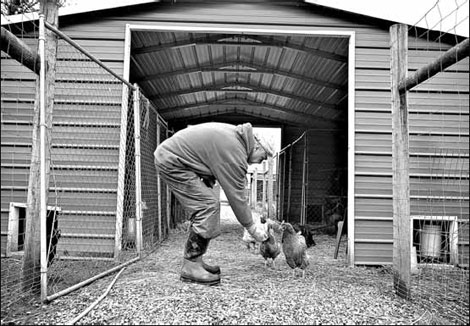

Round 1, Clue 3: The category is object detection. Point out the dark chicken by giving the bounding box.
[281,222,309,278]
[292,223,317,248]
[259,223,281,268]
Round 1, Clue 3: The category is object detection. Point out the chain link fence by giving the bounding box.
[274,130,347,233]
[1,13,171,318]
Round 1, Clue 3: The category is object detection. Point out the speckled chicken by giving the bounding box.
[281,222,309,278]
[260,223,281,268]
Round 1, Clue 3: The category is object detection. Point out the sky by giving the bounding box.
[306,0,469,37]
[64,0,469,37]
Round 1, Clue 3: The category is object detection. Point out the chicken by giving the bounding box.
[264,217,283,234]
[242,212,281,254]
[259,223,281,268]
[292,223,317,248]
[281,222,309,278]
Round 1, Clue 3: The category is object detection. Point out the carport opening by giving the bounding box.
[126,25,351,239]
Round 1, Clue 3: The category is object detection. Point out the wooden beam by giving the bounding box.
[1,26,40,74]
[390,23,411,300]
[399,38,470,93]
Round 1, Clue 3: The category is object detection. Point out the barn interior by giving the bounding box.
[128,29,350,226]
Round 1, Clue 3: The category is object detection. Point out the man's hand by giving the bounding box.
[246,221,268,242]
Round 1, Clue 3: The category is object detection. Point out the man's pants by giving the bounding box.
[155,163,220,239]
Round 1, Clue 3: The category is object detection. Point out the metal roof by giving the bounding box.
[129,30,350,128]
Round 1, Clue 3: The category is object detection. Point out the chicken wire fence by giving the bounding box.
[390,1,469,323]
[1,14,170,315]
[274,130,347,232]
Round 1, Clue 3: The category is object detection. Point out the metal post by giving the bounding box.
[252,168,258,209]
[280,152,286,220]
[301,132,308,225]
[267,157,274,219]
[133,85,143,255]
[262,162,267,209]
[156,122,162,241]
[38,14,48,302]
[287,147,292,221]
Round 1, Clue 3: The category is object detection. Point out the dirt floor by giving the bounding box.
[3,203,467,325]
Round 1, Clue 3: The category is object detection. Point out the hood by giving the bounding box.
[235,122,255,156]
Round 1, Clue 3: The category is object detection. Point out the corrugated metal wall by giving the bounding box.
[354,42,469,265]
[1,34,39,255]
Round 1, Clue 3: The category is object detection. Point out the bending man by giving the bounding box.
[154,122,274,285]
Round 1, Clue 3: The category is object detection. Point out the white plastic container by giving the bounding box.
[420,224,442,258]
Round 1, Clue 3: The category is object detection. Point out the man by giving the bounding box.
[154,122,274,285]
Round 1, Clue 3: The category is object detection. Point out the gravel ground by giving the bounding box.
[8,204,467,325]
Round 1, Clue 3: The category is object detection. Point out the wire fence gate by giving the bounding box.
[1,14,172,313]
[273,130,347,233]
[390,2,469,324]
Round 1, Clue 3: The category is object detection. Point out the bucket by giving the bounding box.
[420,224,441,258]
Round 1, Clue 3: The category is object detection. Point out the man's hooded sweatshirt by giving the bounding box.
[154,122,256,228]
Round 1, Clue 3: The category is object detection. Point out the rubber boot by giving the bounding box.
[185,230,220,274]
[180,231,220,285]
[201,240,221,275]
[202,259,221,275]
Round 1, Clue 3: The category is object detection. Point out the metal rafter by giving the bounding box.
[165,104,334,128]
[149,81,337,110]
[133,33,346,62]
[157,97,336,123]
[135,60,346,91]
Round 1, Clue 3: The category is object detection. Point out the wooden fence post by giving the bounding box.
[390,23,411,300]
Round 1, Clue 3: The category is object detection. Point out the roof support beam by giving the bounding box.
[158,98,337,124]
[132,33,347,62]
[150,81,337,110]
[166,105,333,128]
[135,60,346,91]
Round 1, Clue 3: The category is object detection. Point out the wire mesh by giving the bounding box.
[135,90,170,254]
[392,1,469,323]
[45,34,136,297]
[275,130,347,233]
[1,14,173,319]
[1,12,42,316]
